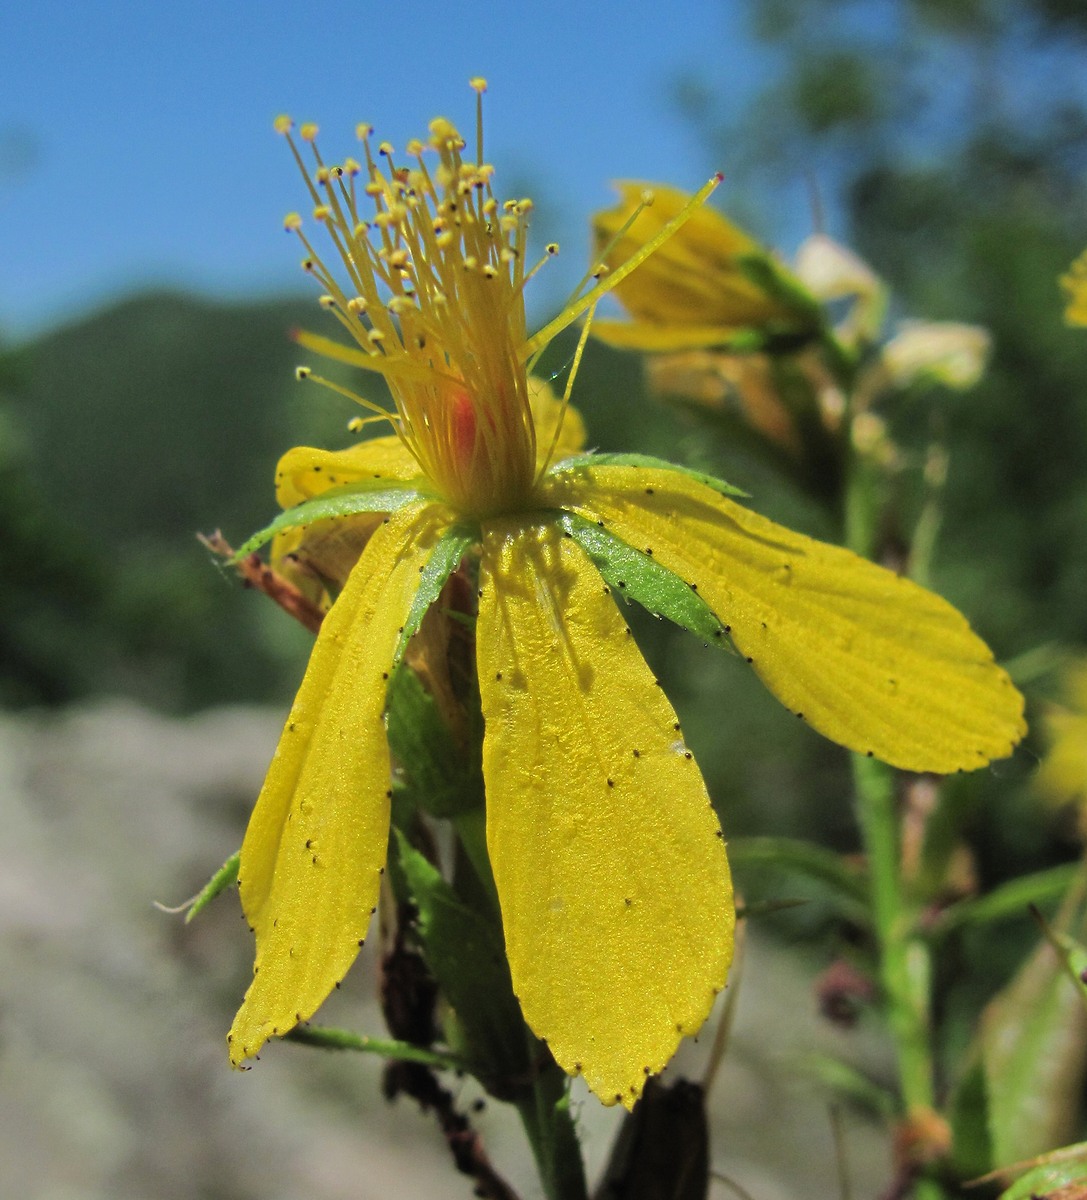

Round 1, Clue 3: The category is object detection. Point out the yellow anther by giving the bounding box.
[483,264,497,279]
[316,167,330,185]
[367,329,385,344]
[640,189,655,206]
[469,77,488,93]
[436,232,455,249]
[546,243,559,256]
[463,255,479,271]
[301,258,315,272]
[364,181,385,198]
[318,294,336,309]
[406,139,424,157]
[295,366,312,380]
[283,212,303,231]
[347,416,366,433]
[352,222,369,239]
[300,123,319,142]
[386,249,410,270]
[378,141,394,157]
[346,297,368,314]
[429,118,460,144]
[273,115,293,135]
[313,205,332,222]
[355,123,373,141]
[343,157,361,175]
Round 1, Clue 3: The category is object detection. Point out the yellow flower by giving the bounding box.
[1035,661,1087,813]
[1061,248,1087,327]
[228,88,1026,1109]
[590,182,817,351]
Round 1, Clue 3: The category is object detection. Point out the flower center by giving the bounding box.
[277,82,539,517]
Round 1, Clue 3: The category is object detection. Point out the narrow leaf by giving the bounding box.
[393,833,530,1090]
[392,523,477,667]
[233,482,427,560]
[555,510,733,645]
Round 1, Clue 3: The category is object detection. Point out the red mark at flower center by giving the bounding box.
[450,389,478,471]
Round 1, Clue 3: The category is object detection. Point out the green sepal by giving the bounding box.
[232,482,428,560]
[183,850,240,923]
[393,831,531,1096]
[735,252,824,326]
[555,452,748,498]
[285,1022,465,1070]
[554,510,733,647]
[387,664,482,819]
[391,522,478,668]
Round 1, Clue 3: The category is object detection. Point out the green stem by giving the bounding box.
[846,437,945,1200]
[515,1051,588,1200]
[852,755,935,1114]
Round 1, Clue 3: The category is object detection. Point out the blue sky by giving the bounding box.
[0,0,775,339]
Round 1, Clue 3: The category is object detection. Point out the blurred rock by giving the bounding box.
[0,700,893,1199]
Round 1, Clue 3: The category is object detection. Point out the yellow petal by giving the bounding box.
[270,516,386,604]
[229,501,451,1064]
[1060,248,1087,327]
[477,518,734,1108]
[541,467,1025,774]
[275,435,422,509]
[593,181,797,335]
[589,318,763,353]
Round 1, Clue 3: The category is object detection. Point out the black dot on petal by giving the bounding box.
[684,751,693,760]
[633,749,641,758]
[624,898,631,906]
[745,656,753,664]
[867,750,874,758]
[607,778,614,787]
[495,671,503,680]
[645,547,653,556]
[614,1093,623,1103]
[357,938,365,947]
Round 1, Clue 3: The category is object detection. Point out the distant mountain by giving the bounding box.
[3,289,369,710]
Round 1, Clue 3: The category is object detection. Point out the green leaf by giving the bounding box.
[232,482,428,559]
[554,452,749,498]
[393,832,530,1094]
[935,865,1082,938]
[980,935,1087,1166]
[391,522,478,667]
[728,837,869,904]
[1032,905,1087,1014]
[285,1023,465,1070]
[1000,1159,1087,1200]
[554,510,733,646]
[387,664,482,819]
